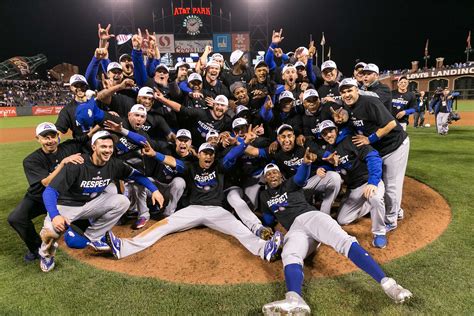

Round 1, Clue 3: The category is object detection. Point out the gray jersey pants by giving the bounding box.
[126,182,149,219]
[337,181,386,235]
[436,112,450,134]
[227,187,263,234]
[303,171,341,214]
[282,211,357,267]
[155,177,186,216]
[117,205,267,258]
[39,191,130,258]
[382,137,410,226]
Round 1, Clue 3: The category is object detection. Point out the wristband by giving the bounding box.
[155,152,165,162]
[368,133,380,144]
[120,127,129,136]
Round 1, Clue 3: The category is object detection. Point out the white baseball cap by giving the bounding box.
[206,61,221,69]
[107,62,123,72]
[338,78,359,91]
[69,74,88,86]
[155,64,170,73]
[235,105,250,116]
[91,130,114,145]
[294,61,306,69]
[119,53,132,62]
[176,129,192,140]
[230,50,245,65]
[362,63,379,74]
[85,89,96,100]
[198,142,216,153]
[321,60,337,71]
[354,62,367,70]
[129,104,147,115]
[188,72,203,83]
[319,120,337,132]
[264,163,280,175]
[276,124,294,135]
[279,90,295,102]
[175,61,190,69]
[295,46,309,56]
[138,87,154,98]
[254,60,268,70]
[211,53,224,61]
[214,95,229,106]
[232,117,248,130]
[206,130,219,141]
[281,65,297,75]
[303,89,319,100]
[36,122,58,136]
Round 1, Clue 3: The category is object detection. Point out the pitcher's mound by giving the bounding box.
[63,177,450,285]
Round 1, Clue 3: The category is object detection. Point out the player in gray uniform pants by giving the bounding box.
[104,142,283,261]
[39,131,165,272]
[259,158,412,315]
[338,78,409,230]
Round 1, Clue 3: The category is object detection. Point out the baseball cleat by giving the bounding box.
[105,231,122,259]
[39,255,55,272]
[256,226,274,240]
[381,277,413,303]
[385,223,397,233]
[87,239,111,252]
[132,216,148,230]
[372,235,387,248]
[263,231,283,262]
[24,250,39,263]
[398,208,404,220]
[262,291,311,316]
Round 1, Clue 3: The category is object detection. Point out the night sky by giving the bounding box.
[0,0,473,76]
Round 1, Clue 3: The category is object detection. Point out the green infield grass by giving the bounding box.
[0,123,472,314]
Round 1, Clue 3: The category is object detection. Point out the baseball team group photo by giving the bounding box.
[0,0,473,315]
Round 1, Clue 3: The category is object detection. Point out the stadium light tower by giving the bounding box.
[111,0,135,61]
[248,0,269,53]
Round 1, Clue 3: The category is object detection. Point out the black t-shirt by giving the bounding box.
[55,100,85,138]
[154,144,197,184]
[391,90,417,124]
[266,145,307,179]
[182,160,225,206]
[259,177,314,230]
[202,79,231,99]
[328,136,376,189]
[221,67,254,88]
[348,95,407,157]
[49,155,133,206]
[366,81,392,113]
[180,107,232,146]
[317,81,341,100]
[107,94,135,117]
[23,136,88,201]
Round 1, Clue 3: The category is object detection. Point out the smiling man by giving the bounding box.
[38,130,164,272]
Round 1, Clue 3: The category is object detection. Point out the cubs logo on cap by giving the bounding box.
[276,124,294,135]
[279,90,295,101]
[138,87,154,97]
[230,50,245,65]
[264,163,280,175]
[321,60,337,71]
[338,78,358,91]
[362,63,379,74]
[36,122,58,136]
[318,120,337,133]
[232,117,248,130]
[155,64,170,73]
[69,74,88,86]
[206,130,219,141]
[303,89,319,100]
[129,104,147,114]
[107,62,123,72]
[176,129,192,140]
[188,73,202,83]
[198,142,216,153]
[214,95,228,106]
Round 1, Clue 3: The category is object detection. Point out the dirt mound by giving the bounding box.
[62,177,451,285]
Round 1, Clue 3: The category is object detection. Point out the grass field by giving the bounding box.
[0,115,473,314]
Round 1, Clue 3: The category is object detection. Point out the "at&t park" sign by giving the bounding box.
[173,7,211,16]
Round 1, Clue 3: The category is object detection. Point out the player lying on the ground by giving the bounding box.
[259,153,412,315]
[318,119,388,248]
[103,140,283,262]
[39,131,164,272]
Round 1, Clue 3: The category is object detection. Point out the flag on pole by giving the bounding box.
[467,31,472,49]
[116,34,133,45]
[424,39,429,56]
[320,32,326,46]
[327,47,331,60]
